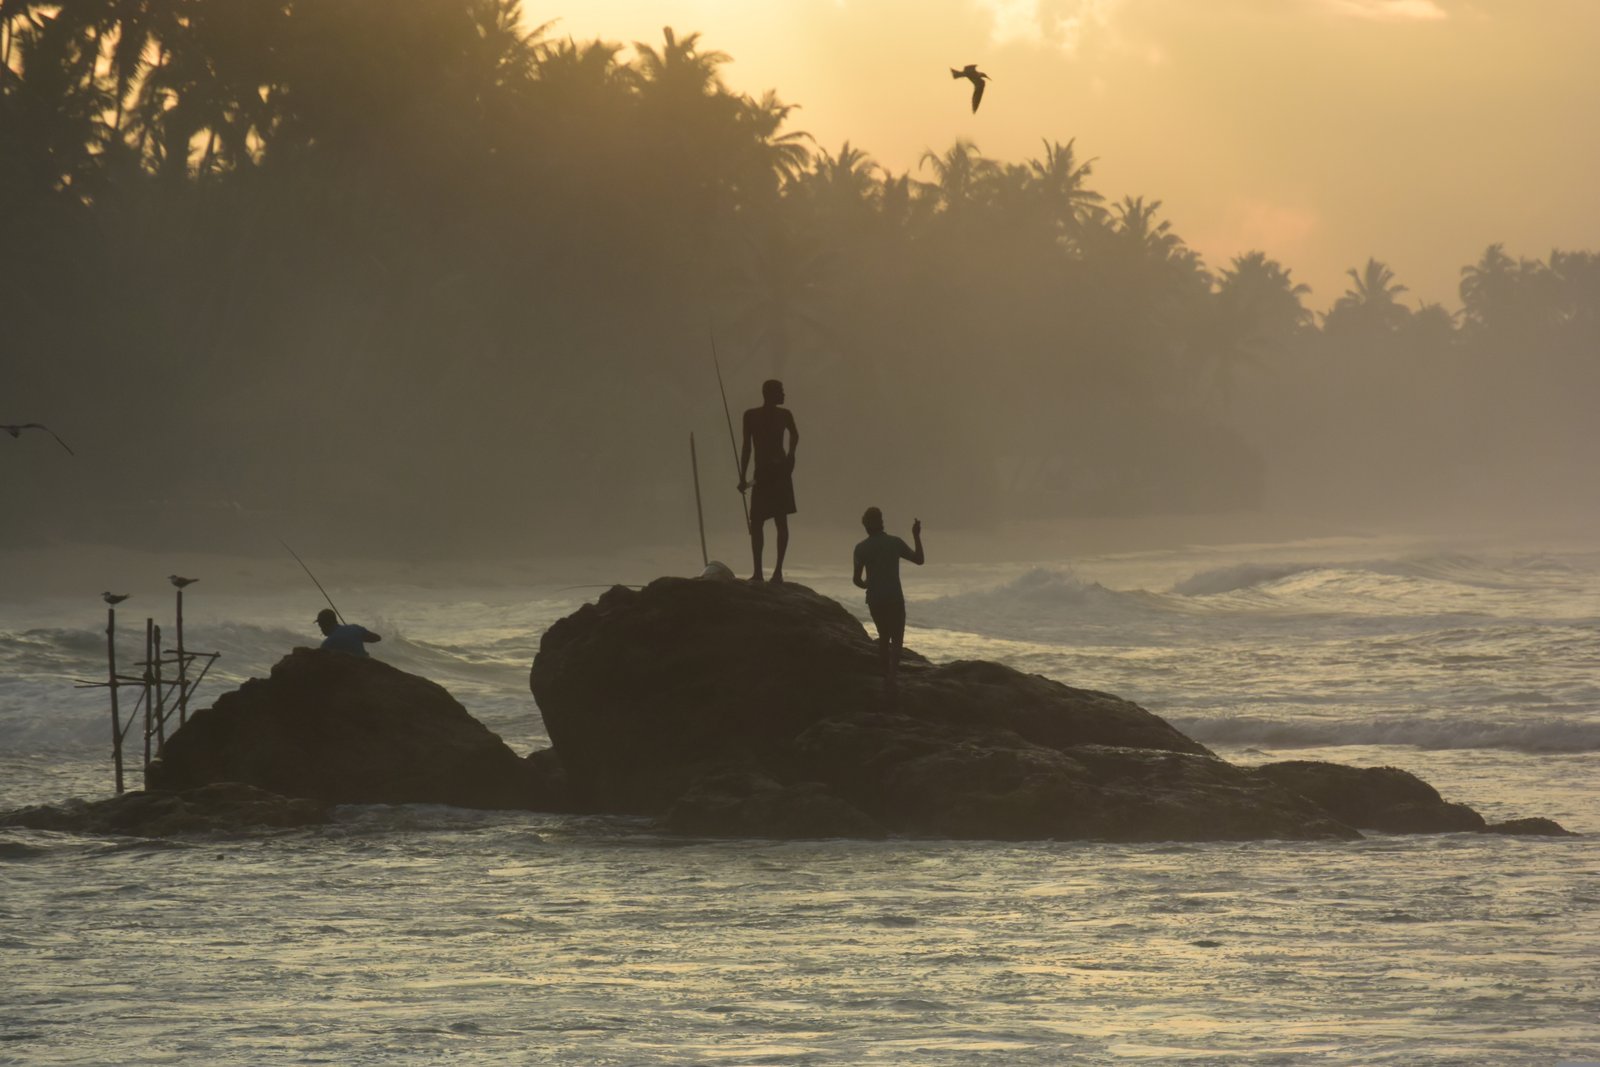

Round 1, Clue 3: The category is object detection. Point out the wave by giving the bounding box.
[1170,713,1600,753]
[928,567,1172,616]
[1172,552,1590,599]
[1171,563,1324,597]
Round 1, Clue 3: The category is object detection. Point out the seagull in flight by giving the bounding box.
[950,64,991,113]
[102,592,130,605]
[2,423,75,455]
[169,575,199,588]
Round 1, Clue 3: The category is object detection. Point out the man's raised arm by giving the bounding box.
[904,518,925,566]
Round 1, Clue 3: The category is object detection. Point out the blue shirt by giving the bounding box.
[854,532,915,604]
[320,624,378,656]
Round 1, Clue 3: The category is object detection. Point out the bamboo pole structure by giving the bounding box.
[152,624,166,752]
[174,586,188,727]
[107,608,124,795]
[142,618,154,771]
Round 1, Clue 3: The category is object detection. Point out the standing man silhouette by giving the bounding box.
[738,379,799,583]
[853,507,925,691]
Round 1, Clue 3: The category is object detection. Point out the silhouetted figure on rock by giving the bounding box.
[737,379,799,583]
[853,507,924,690]
[316,608,381,656]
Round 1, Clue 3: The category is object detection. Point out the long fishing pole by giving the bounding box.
[690,432,709,568]
[278,538,344,624]
[709,323,750,526]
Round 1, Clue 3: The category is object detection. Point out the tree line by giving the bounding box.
[4,0,1596,553]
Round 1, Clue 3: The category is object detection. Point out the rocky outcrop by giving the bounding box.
[531,578,1357,841]
[0,782,328,836]
[147,648,547,810]
[1250,760,1486,834]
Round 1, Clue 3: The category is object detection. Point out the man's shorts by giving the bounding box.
[750,468,797,524]
[867,596,906,646]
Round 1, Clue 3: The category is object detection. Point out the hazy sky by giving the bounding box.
[539,0,1600,310]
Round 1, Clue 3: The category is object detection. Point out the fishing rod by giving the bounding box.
[278,538,345,625]
[709,322,750,526]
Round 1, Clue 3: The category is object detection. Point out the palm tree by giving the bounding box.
[1026,137,1103,239]
[735,88,811,199]
[918,139,997,212]
[1216,251,1312,340]
[1324,258,1411,339]
[632,26,729,100]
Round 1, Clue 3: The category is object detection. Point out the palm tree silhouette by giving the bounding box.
[1325,258,1411,338]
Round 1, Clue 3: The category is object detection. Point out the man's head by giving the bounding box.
[315,608,338,634]
[861,506,884,534]
[762,379,784,405]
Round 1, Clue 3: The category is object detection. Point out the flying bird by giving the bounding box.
[2,423,75,455]
[102,592,130,605]
[169,575,198,588]
[950,64,991,113]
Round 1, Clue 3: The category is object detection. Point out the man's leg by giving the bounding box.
[771,514,789,584]
[749,516,765,581]
[886,600,907,688]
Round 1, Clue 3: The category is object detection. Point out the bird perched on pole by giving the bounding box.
[169,575,198,588]
[2,423,75,455]
[950,64,991,113]
[102,592,129,605]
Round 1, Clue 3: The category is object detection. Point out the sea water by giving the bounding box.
[2,533,1598,1065]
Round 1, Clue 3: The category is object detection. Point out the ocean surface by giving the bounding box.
[3,532,1598,1065]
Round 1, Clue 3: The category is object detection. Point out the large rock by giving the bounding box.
[0,782,329,837]
[148,648,543,809]
[1251,761,1486,834]
[531,578,1357,841]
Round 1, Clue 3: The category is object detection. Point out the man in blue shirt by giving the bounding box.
[315,608,381,656]
[852,507,925,691]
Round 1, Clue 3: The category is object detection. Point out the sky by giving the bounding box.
[535,0,1600,311]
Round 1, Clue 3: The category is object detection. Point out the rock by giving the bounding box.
[148,648,544,809]
[1251,761,1486,833]
[665,768,887,839]
[1481,817,1576,836]
[530,578,1357,841]
[0,782,329,837]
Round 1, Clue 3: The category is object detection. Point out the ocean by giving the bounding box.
[3,530,1598,1065]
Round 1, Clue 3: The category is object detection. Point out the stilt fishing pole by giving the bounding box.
[709,323,750,527]
[279,539,344,624]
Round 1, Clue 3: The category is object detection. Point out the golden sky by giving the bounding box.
[539,0,1600,310]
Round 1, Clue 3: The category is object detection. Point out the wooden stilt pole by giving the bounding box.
[142,618,154,772]
[107,608,124,795]
[153,624,166,753]
[691,432,708,569]
[174,587,188,727]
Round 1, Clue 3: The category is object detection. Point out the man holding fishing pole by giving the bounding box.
[315,608,381,656]
[281,539,381,656]
[737,379,799,584]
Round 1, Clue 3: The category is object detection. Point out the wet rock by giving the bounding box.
[148,648,544,809]
[1251,761,1486,833]
[531,578,1357,841]
[1481,817,1576,836]
[665,768,887,839]
[0,782,329,837]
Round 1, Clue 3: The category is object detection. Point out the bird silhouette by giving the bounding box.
[950,64,991,113]
[102,592,130,605]
[2,423,75,455]
[169,575,198,588]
